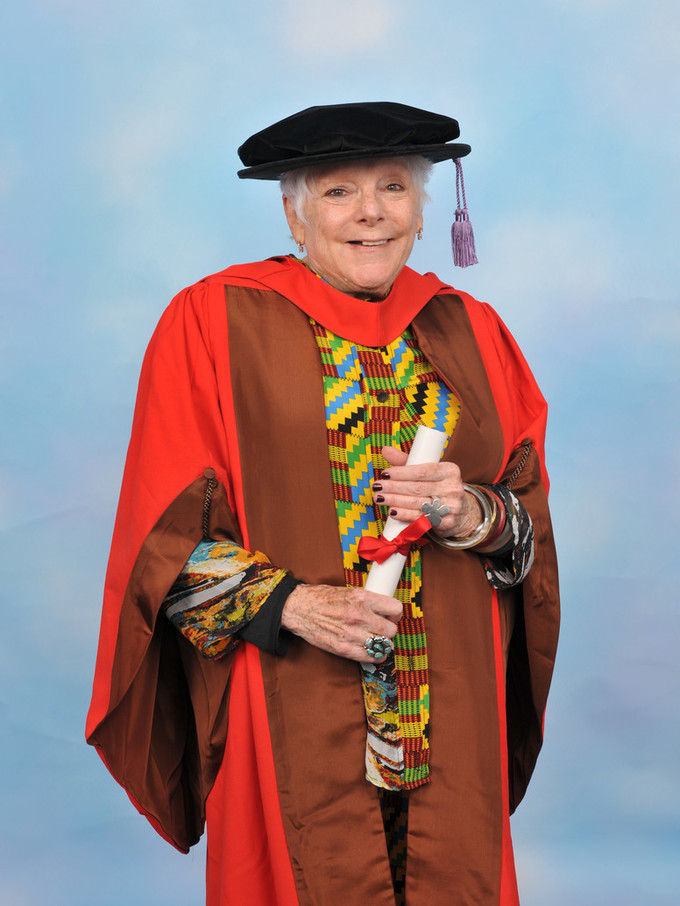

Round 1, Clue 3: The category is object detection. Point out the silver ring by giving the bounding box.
[421,496,450,527]
[364,635,392,659]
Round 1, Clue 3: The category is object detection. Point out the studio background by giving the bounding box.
[1,1,678,903]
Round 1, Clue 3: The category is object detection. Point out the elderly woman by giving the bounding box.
[87,102,559,906]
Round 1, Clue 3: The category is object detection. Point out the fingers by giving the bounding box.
[281,584,403,663]
[377,490,465,527]
[379,458,462,484]
[380,446,408,466]
[372,459,484,538]
[372,459,467,528]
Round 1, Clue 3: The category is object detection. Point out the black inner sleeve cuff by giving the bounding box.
[239,573,302,656]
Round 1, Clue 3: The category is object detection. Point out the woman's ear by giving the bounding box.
[282,195,304,247]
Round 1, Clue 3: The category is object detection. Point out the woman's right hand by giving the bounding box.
[281,584,402,663]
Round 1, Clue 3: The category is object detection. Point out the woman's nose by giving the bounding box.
[357,190,383,222]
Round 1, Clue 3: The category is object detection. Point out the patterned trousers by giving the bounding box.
[378,789,409,906]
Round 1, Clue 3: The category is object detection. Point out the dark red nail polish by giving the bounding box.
[389,508,397,516]
[372,482,382,491]
[375,495,385,503]
[382,472,391,480]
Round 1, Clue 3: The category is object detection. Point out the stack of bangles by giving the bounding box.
[427,484,509,551]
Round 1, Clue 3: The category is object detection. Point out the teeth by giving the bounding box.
[355,240,388,246]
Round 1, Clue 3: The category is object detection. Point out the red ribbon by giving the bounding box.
[357,514,432,564]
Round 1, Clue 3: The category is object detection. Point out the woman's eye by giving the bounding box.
[325,187,347,197]
[386,183,405,191]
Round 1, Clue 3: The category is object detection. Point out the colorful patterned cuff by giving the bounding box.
[163,540,290,659]
[480,485,534,588]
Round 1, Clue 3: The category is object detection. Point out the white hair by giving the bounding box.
[280,155,433,226]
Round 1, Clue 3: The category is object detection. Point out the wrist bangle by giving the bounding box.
[477,489,507,547]
[428,484,497,550]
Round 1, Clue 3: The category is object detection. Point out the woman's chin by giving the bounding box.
[342,267,399,299]
[306,256,403,299]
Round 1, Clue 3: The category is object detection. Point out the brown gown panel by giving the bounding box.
[226,287,513,905]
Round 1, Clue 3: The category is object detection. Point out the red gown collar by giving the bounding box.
[208,255,452,346]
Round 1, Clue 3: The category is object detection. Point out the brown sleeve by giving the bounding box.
[88,472,242,851]
[496,441,560,812]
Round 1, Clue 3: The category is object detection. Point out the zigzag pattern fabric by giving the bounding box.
[379,789,409,904]
[311,319,460,789]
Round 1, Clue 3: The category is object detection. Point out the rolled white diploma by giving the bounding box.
[363,425,448,597]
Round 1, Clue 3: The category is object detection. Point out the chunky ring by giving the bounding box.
[421,496,450,527]
[364,635,392,659]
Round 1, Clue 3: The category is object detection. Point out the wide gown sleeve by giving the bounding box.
[86,280,260,851]
[458,293,560,811]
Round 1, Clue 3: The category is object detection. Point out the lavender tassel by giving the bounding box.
[451,159,478,267]
[451,209,478,267]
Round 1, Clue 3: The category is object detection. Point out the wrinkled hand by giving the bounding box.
[281,584,402,662]
[374,446,482,539]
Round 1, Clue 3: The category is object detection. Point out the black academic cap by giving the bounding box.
[237,101,471,180]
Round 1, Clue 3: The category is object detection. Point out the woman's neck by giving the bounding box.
[296,256,390,302]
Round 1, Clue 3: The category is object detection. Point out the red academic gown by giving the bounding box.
[86,257,559,905]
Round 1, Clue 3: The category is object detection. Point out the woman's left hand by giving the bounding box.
[374,446,481,539]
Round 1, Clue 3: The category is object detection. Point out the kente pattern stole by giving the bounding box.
[310,320,460,789]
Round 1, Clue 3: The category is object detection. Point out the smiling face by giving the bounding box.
[282,159,424,299]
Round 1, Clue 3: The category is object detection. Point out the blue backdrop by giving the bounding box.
[2,1,678,903]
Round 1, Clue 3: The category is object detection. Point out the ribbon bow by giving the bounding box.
[357,514,432,565]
